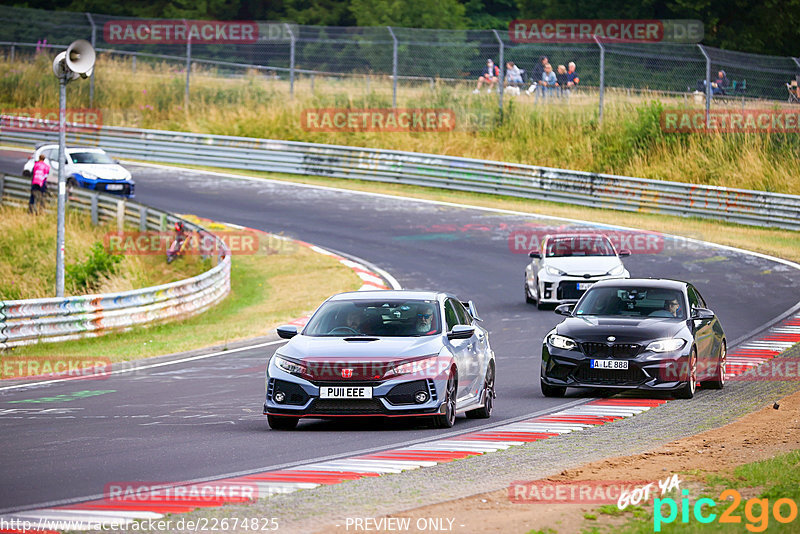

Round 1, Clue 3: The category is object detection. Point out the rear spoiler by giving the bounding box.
[461,300,483,322]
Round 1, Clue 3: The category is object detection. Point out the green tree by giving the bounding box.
[349,0,467,29]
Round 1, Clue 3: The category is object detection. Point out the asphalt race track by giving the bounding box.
[2,150,799,512]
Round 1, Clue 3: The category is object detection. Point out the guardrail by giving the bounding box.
[0,174,231,349]
[1,116,799,230]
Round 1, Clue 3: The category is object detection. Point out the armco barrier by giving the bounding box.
[0,175,231,349]
[2,116,799,230]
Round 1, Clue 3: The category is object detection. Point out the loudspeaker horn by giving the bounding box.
[65,39,95,75]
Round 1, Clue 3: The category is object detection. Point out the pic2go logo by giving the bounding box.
[654,489,798,532]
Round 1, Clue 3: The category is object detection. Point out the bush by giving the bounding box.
[66,242,123,292]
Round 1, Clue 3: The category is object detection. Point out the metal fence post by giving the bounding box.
[91,193,98,225]
[10,44,15,62]
[132,54,136,73]
[0,174,5,203]
[185,20,191,109]
[698,44,711,129]
[139,206,148,231]
[492,30,504,120]
[285,23,295,97]
[388,27,398,108]
[86,13,96,108]
[594,36,605,124]
[116,199,125,232]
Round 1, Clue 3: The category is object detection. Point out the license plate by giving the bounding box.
[106,184,124,191]
[577,282,594,290]
[591,359,629,370]
[319,386,372,399]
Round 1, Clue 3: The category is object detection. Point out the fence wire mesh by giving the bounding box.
[1,6,799,118]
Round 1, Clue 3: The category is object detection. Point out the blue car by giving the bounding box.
[23,144,135,198]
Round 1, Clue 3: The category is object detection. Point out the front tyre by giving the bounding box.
[466,364,495,419]
[267,414,299,430]
[540,378,566,397]
[433,371,457,428]
[675,349,698,399]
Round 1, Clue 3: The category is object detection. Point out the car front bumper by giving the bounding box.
[263,367,449,419]
[540,343,693,391]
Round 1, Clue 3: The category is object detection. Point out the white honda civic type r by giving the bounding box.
[525,234,630,309]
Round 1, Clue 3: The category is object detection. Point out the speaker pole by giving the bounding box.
[55,72,67,297]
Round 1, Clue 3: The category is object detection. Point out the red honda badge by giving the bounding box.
[341,368,353,378]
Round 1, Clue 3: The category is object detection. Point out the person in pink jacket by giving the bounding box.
[29,154,50,213]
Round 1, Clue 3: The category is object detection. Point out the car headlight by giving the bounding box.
[548,334,577,351]
[545,265,566,276]
[384,355,440,378]
[273,355,306,375]
[608,264,625,276]
[81,171,98,180]
[646,338,686,353]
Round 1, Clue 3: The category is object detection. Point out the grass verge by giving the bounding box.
[3,234,362,363]
[0,203,207,299]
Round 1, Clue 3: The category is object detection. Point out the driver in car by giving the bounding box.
[344,309,364,333]
[665,298,682,318]
[415,306,436,335]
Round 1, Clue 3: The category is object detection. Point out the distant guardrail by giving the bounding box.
[0,174,230,349]
[1,116,799,230]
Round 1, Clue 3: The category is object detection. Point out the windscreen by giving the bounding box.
[304,299,441,337]
[575,287,686,319]
[70,151,115,164]
[545,236,615,257]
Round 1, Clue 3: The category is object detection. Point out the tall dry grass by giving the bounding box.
[0,204,207,299]
[2,54,799,194]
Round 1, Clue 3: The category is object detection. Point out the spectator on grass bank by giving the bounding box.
[505,61,523,86]
[697,70,729,95]
[28,154,49,214]
[538,63,557,98]
[555,65,569,94]
[474,59,500,93]
[526,55,549,95]
[566,62,580,88]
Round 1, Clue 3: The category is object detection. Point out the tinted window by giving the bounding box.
[70,151,114,164]
[691,286,707,308]
[545,235,615,257]
[444,300,459,331]
[687,287,700,309]
[575,286,686,319]
[453,300,472,325]
[304,299,441,337]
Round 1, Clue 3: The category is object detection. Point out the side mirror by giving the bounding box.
[618,249,631,257]
[114,159,121,164]
[447,325,474,340]
[276,325,299,339]
[528,251,541,259]
[555,303,574,316]
[691,307,715,320]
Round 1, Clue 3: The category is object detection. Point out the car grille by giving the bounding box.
[557,280,591,300]
[312,399,384,414]
[385,379,437,405]
[269,379,309,406]
[573,365,646,385]
[581,342,641,359]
